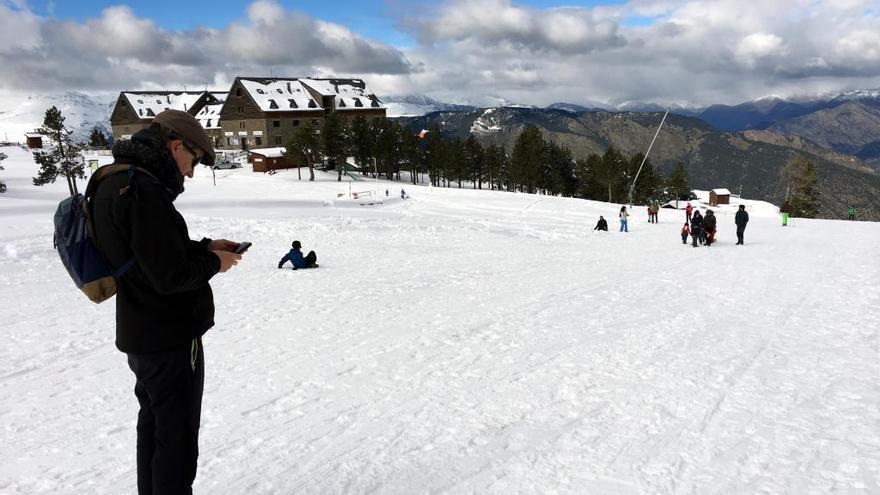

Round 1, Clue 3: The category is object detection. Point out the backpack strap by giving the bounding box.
[82,163,159,280]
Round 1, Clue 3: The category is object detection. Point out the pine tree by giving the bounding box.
[321,113,351,182]
[464,134,484,189]
[666,161,690,208]
[287,121,320,181]
[32,106,85,196]
[511,125,544,193]
[88,127,109,149]
[350,115,373,176]
[781,155,820,218]
[484,144,503,190]
[597,147,625,203]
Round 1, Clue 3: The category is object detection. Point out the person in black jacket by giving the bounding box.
[735,204,749,245]
[703,209,717,246]
[593,216,608,231]
[690,210,703,247]
[91,110,242,495]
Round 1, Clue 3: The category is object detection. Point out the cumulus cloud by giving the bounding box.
[1,0,879,107]
[387,0,880,106]
[0,0,413,92]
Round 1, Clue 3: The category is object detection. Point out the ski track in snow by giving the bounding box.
[1,145,879,494]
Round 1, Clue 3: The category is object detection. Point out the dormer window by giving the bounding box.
[276,88,283,94]
[137,99,143,104]
[146,109,155,116]
[256,89,265,94]
[354,98,363,107]
[338,100,346,108]
[288,99,298,109]
[308,99,317,108]
[156,99,162,104]
[268,99,278,109]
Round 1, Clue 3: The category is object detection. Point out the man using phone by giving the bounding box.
[91,110,243,494]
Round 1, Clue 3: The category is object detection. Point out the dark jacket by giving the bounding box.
[594,218,608,231]
[91,127,220,354]
[703,213,717,232]
[278,248,307,268]
[690,213,703,230]
[735,210,749,226]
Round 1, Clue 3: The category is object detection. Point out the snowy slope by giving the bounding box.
[1,145,879,494]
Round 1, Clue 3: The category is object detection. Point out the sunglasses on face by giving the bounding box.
[181,141,203,168]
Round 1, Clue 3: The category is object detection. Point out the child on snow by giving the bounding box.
[278,240,318,269]
[680,222,690,244]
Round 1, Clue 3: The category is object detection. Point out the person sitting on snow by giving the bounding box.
[594,216,608,231]
[278,240,318,269]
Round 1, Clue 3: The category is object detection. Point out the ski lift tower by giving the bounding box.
[628,108,669,208]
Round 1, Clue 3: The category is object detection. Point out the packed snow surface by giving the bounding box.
[1,145,878,494]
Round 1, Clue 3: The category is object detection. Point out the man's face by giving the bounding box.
[169,139,202,178]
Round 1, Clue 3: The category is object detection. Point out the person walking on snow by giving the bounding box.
[703,209,717,246]
[619,206,629,232]
[685,202,693,223]
[735,204,749,245]
[594,216,608,231]
[690,210,704,247]
[278,240,318,269]
[848,205,856,221]
[401,188,406,199]
[780,200,792,226]
[680,222,690,244]
[651,198,659,223]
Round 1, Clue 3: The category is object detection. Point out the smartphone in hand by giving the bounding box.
[234,242,252,254]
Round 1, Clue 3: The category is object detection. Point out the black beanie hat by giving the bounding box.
[292,240,301,249]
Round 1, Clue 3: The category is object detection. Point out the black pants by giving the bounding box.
[304,250,317,267]
[127,339,204,495]
[736,225,746,244]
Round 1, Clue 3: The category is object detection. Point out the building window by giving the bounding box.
[236,88,242,97]
[238,106,244,113]
[275,136,281,145]
[226,138,231,146]
[239,121,245,129]
[255,136,262,146]
[293,120,299,127]
[272,120,280,127]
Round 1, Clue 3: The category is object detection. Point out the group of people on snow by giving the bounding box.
[595,201,751,248]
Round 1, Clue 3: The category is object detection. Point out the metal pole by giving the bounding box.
[628,108,669,207]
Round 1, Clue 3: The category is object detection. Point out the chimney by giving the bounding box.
[166,95,170,104]
[286,82,291,93]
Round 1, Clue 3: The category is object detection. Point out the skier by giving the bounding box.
[690,210,704,247]
[278,240,318,269]
[594,216,608,231]
[848,205,856,221]
[735,204,749,245]
[680,222,690,244]
[703,209,717,246]
[619,206,629,232]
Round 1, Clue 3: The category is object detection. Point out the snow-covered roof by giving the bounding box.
[712,188,731,195]
[195,103,223,129]
[300,79,384,110]
[238,79,321,112]
[122,92,205,120]
[248,147,287,158]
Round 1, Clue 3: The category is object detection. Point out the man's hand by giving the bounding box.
[208,239,239,252]
[212,250,241,273]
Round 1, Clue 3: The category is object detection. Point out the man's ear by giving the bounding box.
[168,138,182,153]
